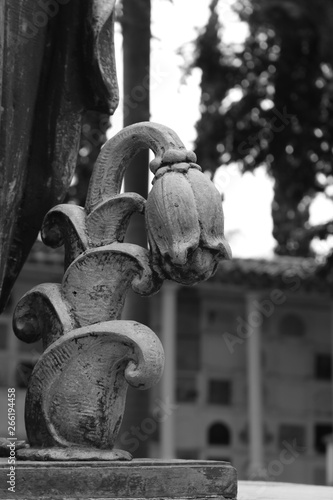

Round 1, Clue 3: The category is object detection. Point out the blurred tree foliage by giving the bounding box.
[191,0,333,257]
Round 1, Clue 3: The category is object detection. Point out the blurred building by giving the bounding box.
[0,245,332,485]
[0,243,63,442]
[148,258,333,486]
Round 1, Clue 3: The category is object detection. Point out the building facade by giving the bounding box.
[0,246,332,485]
[148,258,333,485]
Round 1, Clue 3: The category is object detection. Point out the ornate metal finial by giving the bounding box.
[10,121,230,461]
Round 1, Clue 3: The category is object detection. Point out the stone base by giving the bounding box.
[0,458,237,499]
[17,446,132,461]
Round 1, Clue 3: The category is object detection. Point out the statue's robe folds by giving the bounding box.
[0,0,118,310]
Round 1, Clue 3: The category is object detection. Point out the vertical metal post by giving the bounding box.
[160,282,177,458]
[246,292,265,478]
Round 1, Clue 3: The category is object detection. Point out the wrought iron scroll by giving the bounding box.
[10,121,231,461]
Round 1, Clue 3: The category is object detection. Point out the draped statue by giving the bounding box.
[0,0,118,310]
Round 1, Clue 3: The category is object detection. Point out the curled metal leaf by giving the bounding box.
[25,320,164,451]
[42,205,89,270]
[86,192,146,246]
[62,243,162,327]
[13,284,75,350]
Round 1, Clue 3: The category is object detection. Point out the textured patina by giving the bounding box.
[0,0,118,311]
[11,122,230,460]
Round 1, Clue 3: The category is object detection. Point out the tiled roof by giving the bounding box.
[214,256,331,294]
[27,241,332,295]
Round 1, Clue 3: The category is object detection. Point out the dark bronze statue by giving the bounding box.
[0,0,118,311]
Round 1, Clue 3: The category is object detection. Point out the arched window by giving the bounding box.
[208,422,231,446]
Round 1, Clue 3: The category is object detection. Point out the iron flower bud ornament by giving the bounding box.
[146,152,231,285]
[7,122,232,461]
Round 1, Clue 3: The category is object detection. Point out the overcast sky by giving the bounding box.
[111,0,333,259]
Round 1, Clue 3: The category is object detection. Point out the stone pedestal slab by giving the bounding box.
[0,459,237,500]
